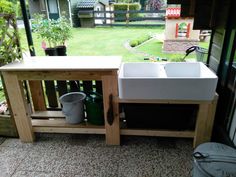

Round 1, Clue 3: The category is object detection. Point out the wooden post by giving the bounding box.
[2,72,35,142]
[102,73,120,145]
[193,95,218,147]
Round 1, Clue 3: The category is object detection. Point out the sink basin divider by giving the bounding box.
[117,93,219,148]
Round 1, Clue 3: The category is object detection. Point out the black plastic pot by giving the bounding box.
[45,48,57,56]
[56,46,67,56]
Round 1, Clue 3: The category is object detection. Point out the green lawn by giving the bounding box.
[20,26,164,62]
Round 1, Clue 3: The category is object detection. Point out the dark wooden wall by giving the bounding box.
[168,0,236,146]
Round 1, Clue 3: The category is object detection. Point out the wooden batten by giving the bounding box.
[121,129,195,138]
[31,111,65,118]
[32,119,105,134]
[14,71,113,81]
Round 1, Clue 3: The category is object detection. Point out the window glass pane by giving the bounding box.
[48,0,58,13]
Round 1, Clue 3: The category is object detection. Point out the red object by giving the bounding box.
[166,7,181,18]
[186,23,191,38]
[175,23,179,38]
[41,41,47,50]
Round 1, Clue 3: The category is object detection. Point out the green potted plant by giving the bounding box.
[32,13,71,56]
[54,14,72,56]
[32,14,58,56]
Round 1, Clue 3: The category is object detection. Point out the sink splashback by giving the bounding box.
[118,62,218,100]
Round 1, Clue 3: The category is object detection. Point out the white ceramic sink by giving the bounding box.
[118,62,218,100]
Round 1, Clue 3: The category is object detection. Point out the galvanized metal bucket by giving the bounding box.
[59,92,86,124]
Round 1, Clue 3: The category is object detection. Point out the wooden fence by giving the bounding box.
[93,10,166,27]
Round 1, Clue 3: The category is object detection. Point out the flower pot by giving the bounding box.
[56,46,67,56]
[45,48,57,56]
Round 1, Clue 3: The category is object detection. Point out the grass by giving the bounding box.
[137,39,210,62]
[20,26,164,62]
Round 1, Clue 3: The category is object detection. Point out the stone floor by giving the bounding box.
[0,134,194,177]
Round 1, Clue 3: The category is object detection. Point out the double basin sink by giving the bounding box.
[118,62,218,101]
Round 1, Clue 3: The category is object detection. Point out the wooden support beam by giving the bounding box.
[102,73,120,145]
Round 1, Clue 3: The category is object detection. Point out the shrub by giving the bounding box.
[0,0,15,14]
[129,40,139,47]
[129,34,151,47]
[113,3,141,21]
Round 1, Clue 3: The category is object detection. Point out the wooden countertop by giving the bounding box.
[0,56,122,71]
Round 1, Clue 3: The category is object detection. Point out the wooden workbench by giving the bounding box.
[0,56,218,147]
[0,56,122,145]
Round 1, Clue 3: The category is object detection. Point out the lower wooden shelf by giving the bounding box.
[31,115,105,134]
[120,128,195,138]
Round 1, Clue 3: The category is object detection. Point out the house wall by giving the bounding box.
[165,18,200,40]
[163,18,200,52]
[28,0,47,18]
[94,3,105,25]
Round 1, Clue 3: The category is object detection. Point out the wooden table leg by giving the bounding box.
[2,72,35,142]
[102,74,120,145]
[193,96,218,148]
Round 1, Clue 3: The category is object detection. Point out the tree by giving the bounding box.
[148,0,165,10]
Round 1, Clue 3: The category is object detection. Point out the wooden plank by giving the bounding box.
[32,119,104,128]
[44,81,58,108]
[119,98,211,104]
[57,81,68,97]
[102,73,120,145]
[32,119,105,134]
[95,81,103,95]
[2,72,35,142]
[0,116,18,137]
[69,81,79,92]
[0,56,122,71]
[83,81,93,93]
[16,71,112,80]
[31,111,65,118]
[120,129,195,138]
[33,127,105,134]
[28,81,46,111]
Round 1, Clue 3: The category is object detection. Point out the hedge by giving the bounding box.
[113,3,141,21]
[129,34,152,47]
